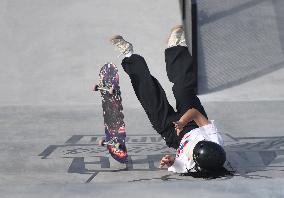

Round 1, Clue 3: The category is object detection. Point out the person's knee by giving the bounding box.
[122,54,146,66]
[122,54,150,76]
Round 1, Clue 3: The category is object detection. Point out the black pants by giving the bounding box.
[121,46,207,149]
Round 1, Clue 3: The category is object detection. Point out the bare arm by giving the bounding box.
[173,108,209,136]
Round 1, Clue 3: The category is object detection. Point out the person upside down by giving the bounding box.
[109,25,226,173]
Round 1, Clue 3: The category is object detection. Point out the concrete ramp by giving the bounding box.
[1,0,284,197]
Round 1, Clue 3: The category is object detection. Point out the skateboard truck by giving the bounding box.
[94,85,121,95]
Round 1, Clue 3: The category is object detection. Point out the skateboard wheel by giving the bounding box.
[94,85,99,91]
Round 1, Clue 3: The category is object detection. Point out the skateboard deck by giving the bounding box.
[94,63,128,163]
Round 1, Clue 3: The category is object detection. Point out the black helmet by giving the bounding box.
[193,140,226,171]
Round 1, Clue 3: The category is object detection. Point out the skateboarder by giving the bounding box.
[109,25,226,173]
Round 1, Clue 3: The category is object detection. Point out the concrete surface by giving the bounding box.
[0,0,284,197]
[1,102,284,197]
[0,0,180,108]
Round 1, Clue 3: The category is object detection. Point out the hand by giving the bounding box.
[173,121,185,136]
[159,155,175,168]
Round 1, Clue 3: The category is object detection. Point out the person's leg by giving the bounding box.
[109,35,180,148]
[165,42,207,118]
[121,54,180,148]
[164,26,208,144]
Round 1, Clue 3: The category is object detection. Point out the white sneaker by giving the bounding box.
[167,25,186,48]
[110,35,133,56]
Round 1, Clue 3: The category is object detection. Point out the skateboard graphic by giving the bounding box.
[94,63,128,163]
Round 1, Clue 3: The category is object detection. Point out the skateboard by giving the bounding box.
[93,62,128,163]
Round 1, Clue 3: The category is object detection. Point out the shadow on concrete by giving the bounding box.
[191,0,284,93]
[39,134,284,182]
[224,135,284,179]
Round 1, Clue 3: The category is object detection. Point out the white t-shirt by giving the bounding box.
[168,120,224,173]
